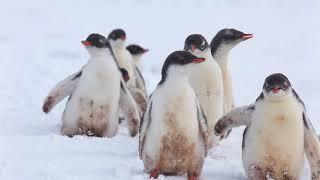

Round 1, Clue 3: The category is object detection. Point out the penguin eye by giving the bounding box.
[200,44,206,50]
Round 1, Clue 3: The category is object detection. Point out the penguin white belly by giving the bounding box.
[189,59,223,146]
[243,99,304,179]
[62,59,121,137]
[143,88,205,174]
[222,68,233,113]
[114,50,136,87]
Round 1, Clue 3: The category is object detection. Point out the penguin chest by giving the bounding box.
[78,60,120,102]
[244,100,304,176]
[189,60,223,97]
[151,89,203,173]
[221,68,233,112]
[189,60,224,128]
[63,60,121,135]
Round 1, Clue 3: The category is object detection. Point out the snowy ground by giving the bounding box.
[1,0,320,179]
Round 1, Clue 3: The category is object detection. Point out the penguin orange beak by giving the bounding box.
[81,41,92,46]
[272,86,281,93]
[192,58,205,63]
[241,34,253,40]
[120,36,126,40]
[143,49,149,53]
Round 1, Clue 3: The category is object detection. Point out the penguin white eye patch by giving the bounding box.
[99,39,108,44]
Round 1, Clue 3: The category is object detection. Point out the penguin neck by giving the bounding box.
[89,48,112,60]
[263,90,294,103]
[160,66,190,87]
[212,46,230,70]
[131,54,142,65]
[112,45,125,56]
[112,46,132,69]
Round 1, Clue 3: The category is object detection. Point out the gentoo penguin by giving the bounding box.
[210,28,253,113]
[214,73,320,180]
[184,34,224,146]
[108,29,147,112]
[119,68,145,117]
[126,44,148,90]
[139,51,209,180]
[126,44,149,66]
[43,33,140,137]
[126,44,149,109]
[108,29,136,87]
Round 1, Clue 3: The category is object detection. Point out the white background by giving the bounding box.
[0,0,319,179]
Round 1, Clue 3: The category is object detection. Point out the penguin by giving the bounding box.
[210,28,253,113]
[126,44,149,66]
[126,44,149,109]
[214,73,320,180]
[43,33,140,137]
[139,51,209,180]
[184,34,224,147]
[107,29,136,88]
[119,68,146,117]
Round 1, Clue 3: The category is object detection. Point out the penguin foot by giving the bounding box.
[187,173,199,180]
[149,169,159,179]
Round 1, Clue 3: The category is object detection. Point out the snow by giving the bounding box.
[1,0,320,179]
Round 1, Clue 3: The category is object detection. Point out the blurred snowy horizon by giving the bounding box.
[1,0,320,179]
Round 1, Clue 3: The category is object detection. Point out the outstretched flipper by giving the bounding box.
[195,97,209,155]
[119,80,140,137]
[139,94,153,159]
[42,70,82,113]
[303,111,320,180]
[214,104,255,137]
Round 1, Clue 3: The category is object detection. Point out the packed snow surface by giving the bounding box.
[1,0,320,179]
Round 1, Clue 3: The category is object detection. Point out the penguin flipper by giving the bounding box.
[119,80,140,137]
[128,86,147,115]
[42,70,82,113]
[302,111,320,179]
[214,104,255,137]
[134,66,147,95]
[138,93,153,159]
[195,97,209,154]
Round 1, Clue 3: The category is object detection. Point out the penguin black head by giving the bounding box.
[108,29,126,41]
[263,73,292,99]
[210,28,253,57]
[159,51,205,85]
[126,44,149,55]
[81,33,109,48]
[120,68,130,82]
[184,34,209,55]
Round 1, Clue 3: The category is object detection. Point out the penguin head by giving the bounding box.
[263,73,292,100]
[108,28,126,48]
[126,44,149,56]
[159,51,205,84]
[120,68,130,82]
[184,34,209,56]
[82,33,111,55]
[210,28,253,57]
